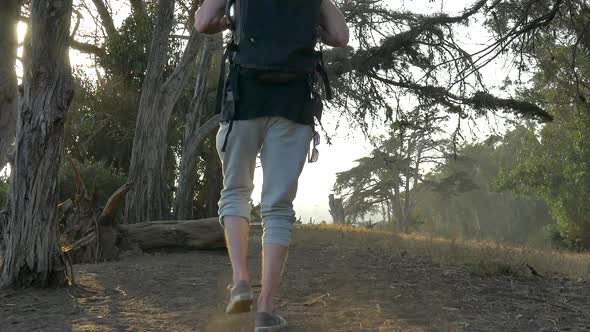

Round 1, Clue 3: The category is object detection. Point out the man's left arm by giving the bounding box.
[194,0,229,34]
[319,0,349,48]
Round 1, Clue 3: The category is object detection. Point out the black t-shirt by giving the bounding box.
[231,68,315,126]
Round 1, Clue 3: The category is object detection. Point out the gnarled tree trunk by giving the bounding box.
[329,194,346,224]
[0,1,19,170]
[0,0,74,288]
[174,35,222,220]
[124,0,203,224]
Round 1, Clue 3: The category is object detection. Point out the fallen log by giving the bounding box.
[60,171,225,263]
[119,218,225,251]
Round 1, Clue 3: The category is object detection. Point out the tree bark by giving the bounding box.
[70,217,225,262]
[174,35,221,220]
[119,218,225,251]
[124,0,204,224]
[129,0,146,19]
[0,1,19,169]
[1,0,74,288]
[329,194,346,224]
[90,0,117,37]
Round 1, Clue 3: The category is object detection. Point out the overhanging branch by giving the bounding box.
[70,40,105,57]
[325,0,489,75]
[367,72,553,122]
[90,0,117,37]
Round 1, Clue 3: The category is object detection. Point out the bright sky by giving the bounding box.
[10,1,519,223]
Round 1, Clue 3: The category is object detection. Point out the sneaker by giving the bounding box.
[226,280,254,314]
[255,312,288,332]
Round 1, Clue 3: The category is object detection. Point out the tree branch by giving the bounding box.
[161,29,204,105]
[367,72,553,122]
[90,0,117,37]
[325,0,489,76]
[69,39,106,57]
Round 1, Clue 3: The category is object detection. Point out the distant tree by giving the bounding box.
[328,194,346,224]
[415,128,553,243]
[491,0,590,248]
[496,75,590,248]
[334,107,448,232]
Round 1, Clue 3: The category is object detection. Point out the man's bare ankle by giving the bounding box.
[233,276,250,285]
[256,300,274,313]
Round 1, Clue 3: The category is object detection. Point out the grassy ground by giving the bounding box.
[302,224,590,279]
[1,225,589,331]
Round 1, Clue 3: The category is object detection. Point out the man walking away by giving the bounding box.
[195,0,348,330]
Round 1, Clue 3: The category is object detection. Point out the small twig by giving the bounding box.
[526,263,543,278]
[114,286,127,297]
[63,232,97,253]
[304,293,330,306]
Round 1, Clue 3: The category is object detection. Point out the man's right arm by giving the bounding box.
[194,0,228,34]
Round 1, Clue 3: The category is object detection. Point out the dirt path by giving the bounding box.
[2,228,590,331]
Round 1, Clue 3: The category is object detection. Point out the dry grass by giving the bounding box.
[294,224,590,279]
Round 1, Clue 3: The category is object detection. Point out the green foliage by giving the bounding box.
[65,71,138,172]
[494,34,590,248]
[0,162,126,216]
[59,160,127,208]
[65,7,192,175]
[65,9,152,173]
[496,114,590,247]
[415,126,554,244]
[101,14,154,88]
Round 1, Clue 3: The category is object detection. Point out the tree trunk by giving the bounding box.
[329,194,346,224]
[174,35,222,220]
[0,1,19,169]
[124,0,203,224]
[0,0,74,288]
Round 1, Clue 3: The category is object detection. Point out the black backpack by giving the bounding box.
[215,0,332,124]
[233,0,322,72]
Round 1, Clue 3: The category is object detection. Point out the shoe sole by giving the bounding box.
[254,318,288,332]
[226,294,254,314]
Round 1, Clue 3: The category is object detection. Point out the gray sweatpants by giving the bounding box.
[216,116,313,247]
